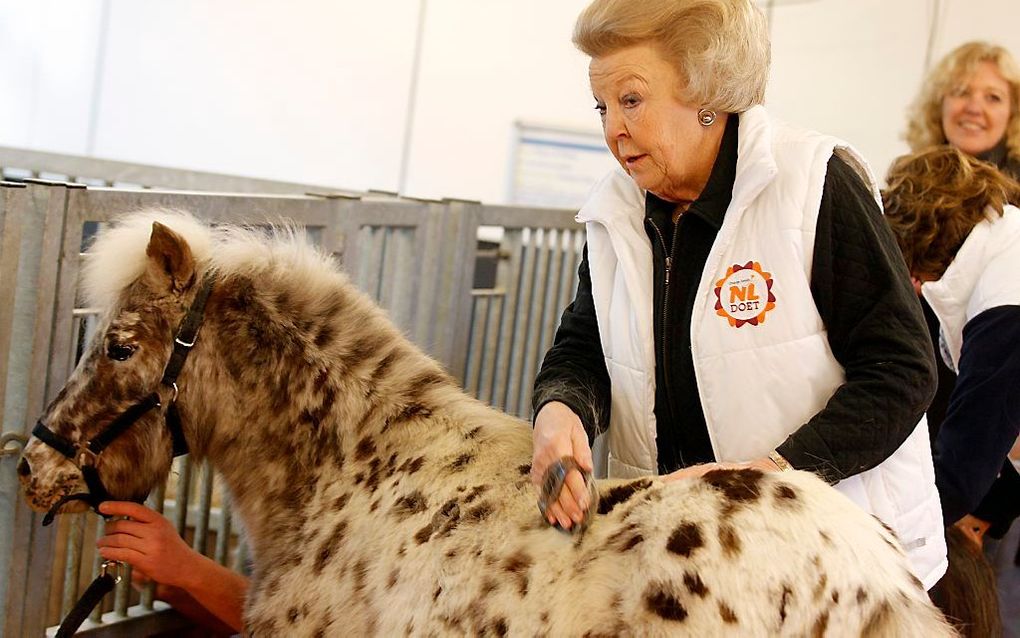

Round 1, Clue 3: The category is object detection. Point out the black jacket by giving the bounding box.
[534,116,937,481]
[924,291,1020,536]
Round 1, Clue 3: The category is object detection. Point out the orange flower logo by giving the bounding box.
[713,261,776,327]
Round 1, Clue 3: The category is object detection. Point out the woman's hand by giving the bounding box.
[954,514,991,549]
[531,402,594,529]
[96,501,195,589]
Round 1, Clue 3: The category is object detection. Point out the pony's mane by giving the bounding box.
[83,210,342,310]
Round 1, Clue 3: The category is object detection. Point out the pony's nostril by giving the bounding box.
[16,457,31,478]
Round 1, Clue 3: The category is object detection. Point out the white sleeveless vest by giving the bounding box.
[576,106,947,589]
[923,205,1020,370]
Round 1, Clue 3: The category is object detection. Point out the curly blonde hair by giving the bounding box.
[882,146,1020,278]
[905,41,1020,161]
[572,0,770,113]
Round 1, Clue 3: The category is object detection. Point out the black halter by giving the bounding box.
[32,276,215,526]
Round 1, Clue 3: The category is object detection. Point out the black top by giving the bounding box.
[927,301,1020,534]
[533,114,936,482]
[977,139,1020,182]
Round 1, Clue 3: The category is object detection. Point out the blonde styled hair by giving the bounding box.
[905,41,1020,161]
[573,0,770,113]
[882,146,1020,278]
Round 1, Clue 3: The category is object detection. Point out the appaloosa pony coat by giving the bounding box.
[20,212,956,636]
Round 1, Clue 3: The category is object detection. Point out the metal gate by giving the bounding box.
[0,162,582,636]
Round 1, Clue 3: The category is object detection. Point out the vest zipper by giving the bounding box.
[648,219,681,371]
[647,217,683,468]
[662,220,680,383]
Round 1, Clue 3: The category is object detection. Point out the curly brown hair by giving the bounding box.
[882,146,1020,279]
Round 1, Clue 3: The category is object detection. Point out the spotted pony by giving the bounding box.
[19,212,956,636]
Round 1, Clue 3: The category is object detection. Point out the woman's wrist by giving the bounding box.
[535,401,579,431]
[174,550,219,592]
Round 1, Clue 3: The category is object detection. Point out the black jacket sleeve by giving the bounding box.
[531,244,612,443]
[972,460,1020,538]
[934,304,1020,526]
[775,156,938,483]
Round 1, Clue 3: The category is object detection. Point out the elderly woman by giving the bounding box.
[906,41,1020,545]
[884,146,1020,541]
[530,0,945,589]
[907,41,1020,180]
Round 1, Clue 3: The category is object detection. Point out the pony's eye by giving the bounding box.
[106,343,136,361]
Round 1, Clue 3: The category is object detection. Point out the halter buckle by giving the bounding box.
[76,443,98,468]
[175,329,198,349]
[100,560,124,584]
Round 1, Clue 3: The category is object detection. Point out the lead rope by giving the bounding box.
[53,561,122,638]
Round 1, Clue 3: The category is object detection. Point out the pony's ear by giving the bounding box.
[144,221,196,295]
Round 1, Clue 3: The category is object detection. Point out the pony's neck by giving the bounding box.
[178,267,455,556]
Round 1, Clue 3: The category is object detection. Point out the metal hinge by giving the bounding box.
[1,432,29,458]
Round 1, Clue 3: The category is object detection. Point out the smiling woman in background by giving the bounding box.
[907,41,1020,180]
[530,0,945,590]
[906,41,1020,546]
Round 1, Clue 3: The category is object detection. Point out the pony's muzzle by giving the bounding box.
[17,456,31,478]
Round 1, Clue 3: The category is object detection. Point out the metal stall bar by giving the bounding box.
[463,291,493,397]
[475,287,503,402]
[503,229,541,415]
[331,198,457,368]
[215,492,234,566]
[471,205,580,418]
[434,201,481,385]
[10,180,76,428]
[357,225,388,300]
[60,515,87,618]
[407,201,448,352]
[2,181,74,638]
[0,145,357,196]
[0,183,27,638]
[536,228,568,368]
[89,519,108,623]
[0,184,26,427]
[193,461,215,556]
[487,228,526,412]
[469,291,497,400]
[516,228,557,415]
[378,227,418,334]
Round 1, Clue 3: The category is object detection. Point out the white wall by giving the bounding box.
[3,0,1020,202]
[90,0,422,191]
[0,0,105,153]
[767,0,931,180]
[767,0,1020,181]
[401,0,595,201]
